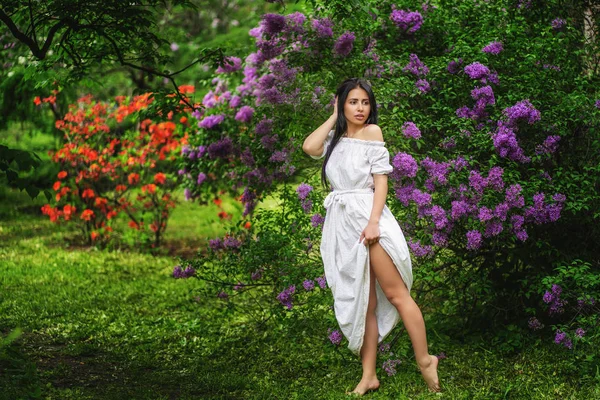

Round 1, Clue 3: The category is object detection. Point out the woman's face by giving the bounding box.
[343,87,371,126]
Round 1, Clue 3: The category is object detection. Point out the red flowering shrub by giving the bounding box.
[41,89,193,248]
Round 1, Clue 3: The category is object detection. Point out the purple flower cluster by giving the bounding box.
[447,58,463,74]
[303,279,315,291]
[491,121,530,163]
[503,99,541,125]
[482,41,503,55]
[403,53,429,76]
[311,213,325,228]
[554,329,572,349]
[466,230,483,250]
[296,183,312,200]
[311,17,334,38]
[251,269,263,280]
[328,328,343,345]
[421,157,452,185]
[464,62,490,80]
[392,152,418,178]
[277,285,296,310]
[199,114,225,129]
[261,13,287,35]
[535,135,561,155]
[528,317,544,330]
[334,31,355,57]
[382,359,402,376]
[216,56,242,74]
[207,137,233,159]
[234,105,254,123]
[408,239,434,257]
[402,122,421,139]
[378,343,391,353]
[173,264,196,279]
[551,18,566,30]
[523,192,565,225]
[543,284,566,315]
[389,7,424,34]
[415,79,431,93]
[316,276,327,289]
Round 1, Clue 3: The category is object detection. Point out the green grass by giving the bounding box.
[1,188,599,399]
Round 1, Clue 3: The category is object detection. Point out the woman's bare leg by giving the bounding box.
[368,242,440,392]
[349,264,381,395]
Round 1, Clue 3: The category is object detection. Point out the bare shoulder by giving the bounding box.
[362,124,384,142]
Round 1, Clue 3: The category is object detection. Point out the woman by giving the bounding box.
[302,78,441,395]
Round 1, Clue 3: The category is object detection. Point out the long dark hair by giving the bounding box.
[321,78,378,188]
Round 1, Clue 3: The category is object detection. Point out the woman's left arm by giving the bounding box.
[360,174,387,245]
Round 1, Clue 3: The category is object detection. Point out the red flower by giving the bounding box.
[128,173,140,185]
[128,221,139,229]
[58,171,68,179]
[53,181,61,191]
[33,97,42,106]
[218,211,229,220]
[141,184,156,194]
[213,198,222,207]
[95,197,108,207]
[115,184,127,192]
[154,173,166,185]
[243,221,251,229]
[81,188,95,199]
[180,116,188,124]
[91,231,99,241]
[62,204,76,221]
[81,209,95,221]
[150,223,158,232]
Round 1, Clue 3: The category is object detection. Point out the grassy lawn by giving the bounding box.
[0,188,597,399]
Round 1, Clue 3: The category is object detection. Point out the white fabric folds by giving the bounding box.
[312,129,413,355]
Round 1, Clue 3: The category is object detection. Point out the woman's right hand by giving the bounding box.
[332,95,338,119]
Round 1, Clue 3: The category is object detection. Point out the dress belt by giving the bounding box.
[323,188,374,209]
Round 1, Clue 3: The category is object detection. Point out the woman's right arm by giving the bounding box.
[302,96,338,157]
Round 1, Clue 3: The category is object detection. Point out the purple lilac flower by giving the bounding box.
[240,148,255,167]
[301,199,313,213]
[403,53,429,76]
[197,173,206,185]
[478,206,494,222]
[389,7,424,34]
[235,105,254,123]
[416,79,431,93]
[528,317,544,330]
[551,284,562,296]
[466,230,483,250]
[515,229,528,241]
[183,265,195,277]
[494,203,509,221]
[563,338,573,349]
[469,171,488,194]
[378,343,391,353]
[303,280,315,291]
[277,285,296,309]
[575,328,585,338]
[451,200,469,220]
[392,152,418,177]
[209,238,223,250]
[233,282,245,291]
[412,189,432,207]
[551,18,566,30]
[453,156,469,171]
[316,276,327,289]
[554,330,566,344]
[447,58,463,74]
[464,62,490,80]
[334,31,355,57]
[216,56,242,73]
[595,99,600,109]
[217,291,229,299]
[421,158,451,184]
[430,205,448,229]
[432,231,448,247]
[408,239,434,257]
[197,146,206,158]
[402,122,421,139]
[184,188,192,201]
[484,220,503,237]
[328,329,343,345]
[535,135,561,155]
[482,41,503,55]
[542,291,554,304]
[261,134,278,149]
[223,236,242,249]
[436,352,447,360]
[505,184,524,208]
[199,114,225,129]
[251,269,263,280]
[255,118,274,135]
[173,265,184,278]
[269,150,288,163]
[311,213,325,228]
[395,184,416,206]
[229,95,241,108]
[261,13,287,35]
[311,18,333,38]
[503,99,541,125]
[511,215,525,230]
[382,359,402,376]
[285,12,306,33]
[492,123,530,163]
[296,183,312,200]
[487,166,505,191]
[207,137,233,159]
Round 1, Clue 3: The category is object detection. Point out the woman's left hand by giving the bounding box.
[360,221,380,246]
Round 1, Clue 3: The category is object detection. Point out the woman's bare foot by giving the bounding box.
[418,355,440,392]
[346,377,380,396]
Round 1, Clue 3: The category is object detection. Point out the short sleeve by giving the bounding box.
[309,130,335,160]
[369,145,394,175]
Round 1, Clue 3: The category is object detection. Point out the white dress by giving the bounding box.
[311,129,413,355]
